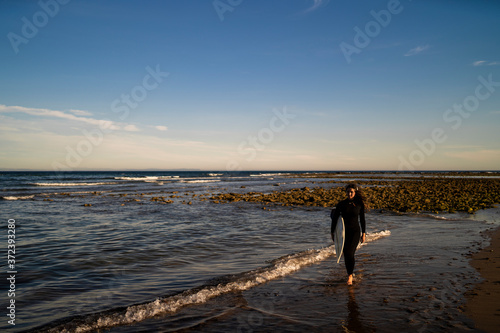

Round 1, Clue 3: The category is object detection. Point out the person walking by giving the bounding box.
[331,184,367,285]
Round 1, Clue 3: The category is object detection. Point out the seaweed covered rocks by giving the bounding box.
[210,177,500,214]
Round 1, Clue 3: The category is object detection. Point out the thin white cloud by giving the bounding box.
[123,124,140,132]
[404,45,430,57]
[473,60,500,66]
[304,0,330,13]
[69,109,93,116]
[0,104,118,129]
[155,125,168,131]
[0,104,125,131]
[0,111,223,170]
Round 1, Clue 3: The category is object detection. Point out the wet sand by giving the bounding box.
[466,226,500,333]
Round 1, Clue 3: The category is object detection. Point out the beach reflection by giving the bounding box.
[342,288,375,333]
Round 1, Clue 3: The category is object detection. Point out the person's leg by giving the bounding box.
[343,230,360,285]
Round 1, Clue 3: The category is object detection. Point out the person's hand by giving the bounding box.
[361,233,366,243]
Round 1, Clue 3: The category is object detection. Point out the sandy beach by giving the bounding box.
[466,226,500,333]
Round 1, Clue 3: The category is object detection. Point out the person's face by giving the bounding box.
[346,188,356,200]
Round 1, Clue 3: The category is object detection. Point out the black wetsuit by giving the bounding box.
[331,199,366,275]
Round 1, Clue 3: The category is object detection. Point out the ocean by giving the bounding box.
[1,171,499,332]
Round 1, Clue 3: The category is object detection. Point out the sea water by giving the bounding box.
[0,171,498,332]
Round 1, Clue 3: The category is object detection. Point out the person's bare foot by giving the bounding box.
[347,274,353,286]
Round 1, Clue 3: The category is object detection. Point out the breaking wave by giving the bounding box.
[1,194,35,200]
[31,182,115,187]
[114,176,180,181]
[31,230,390,333]
[180,179,221,183]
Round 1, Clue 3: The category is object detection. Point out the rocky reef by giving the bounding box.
[210,175,500,214]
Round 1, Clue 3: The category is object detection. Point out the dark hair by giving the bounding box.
[345,183,369,209]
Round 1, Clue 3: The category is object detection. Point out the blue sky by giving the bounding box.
[1,0,499,171]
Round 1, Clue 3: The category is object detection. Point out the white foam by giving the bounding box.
[420,213,462,221]
[115,176,181,182]
[250,173,290,177]
[2,195,35,200]
[357,230,391,249]
[114,176,158,181]
[180,180,221,183]
[54,230,391,332]
[32,182,113,187]
[428,215,449,220]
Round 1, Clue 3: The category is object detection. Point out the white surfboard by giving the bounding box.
[334,217,345,263]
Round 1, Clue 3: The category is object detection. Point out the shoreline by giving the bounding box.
[466,225,500,332]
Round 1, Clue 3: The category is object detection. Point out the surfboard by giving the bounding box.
[334,217,345,263]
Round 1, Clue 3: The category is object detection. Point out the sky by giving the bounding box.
[1,0,499,171]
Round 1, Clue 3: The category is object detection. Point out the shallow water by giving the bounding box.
[100,211,496,333]
[0,171,498,332]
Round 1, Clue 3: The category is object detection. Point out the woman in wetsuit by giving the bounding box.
[331,184,367,285]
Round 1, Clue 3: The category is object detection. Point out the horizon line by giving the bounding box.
[1,169,499,173]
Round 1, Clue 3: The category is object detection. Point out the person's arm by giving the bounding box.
[360,204,366,243]
[330,204,341,242]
